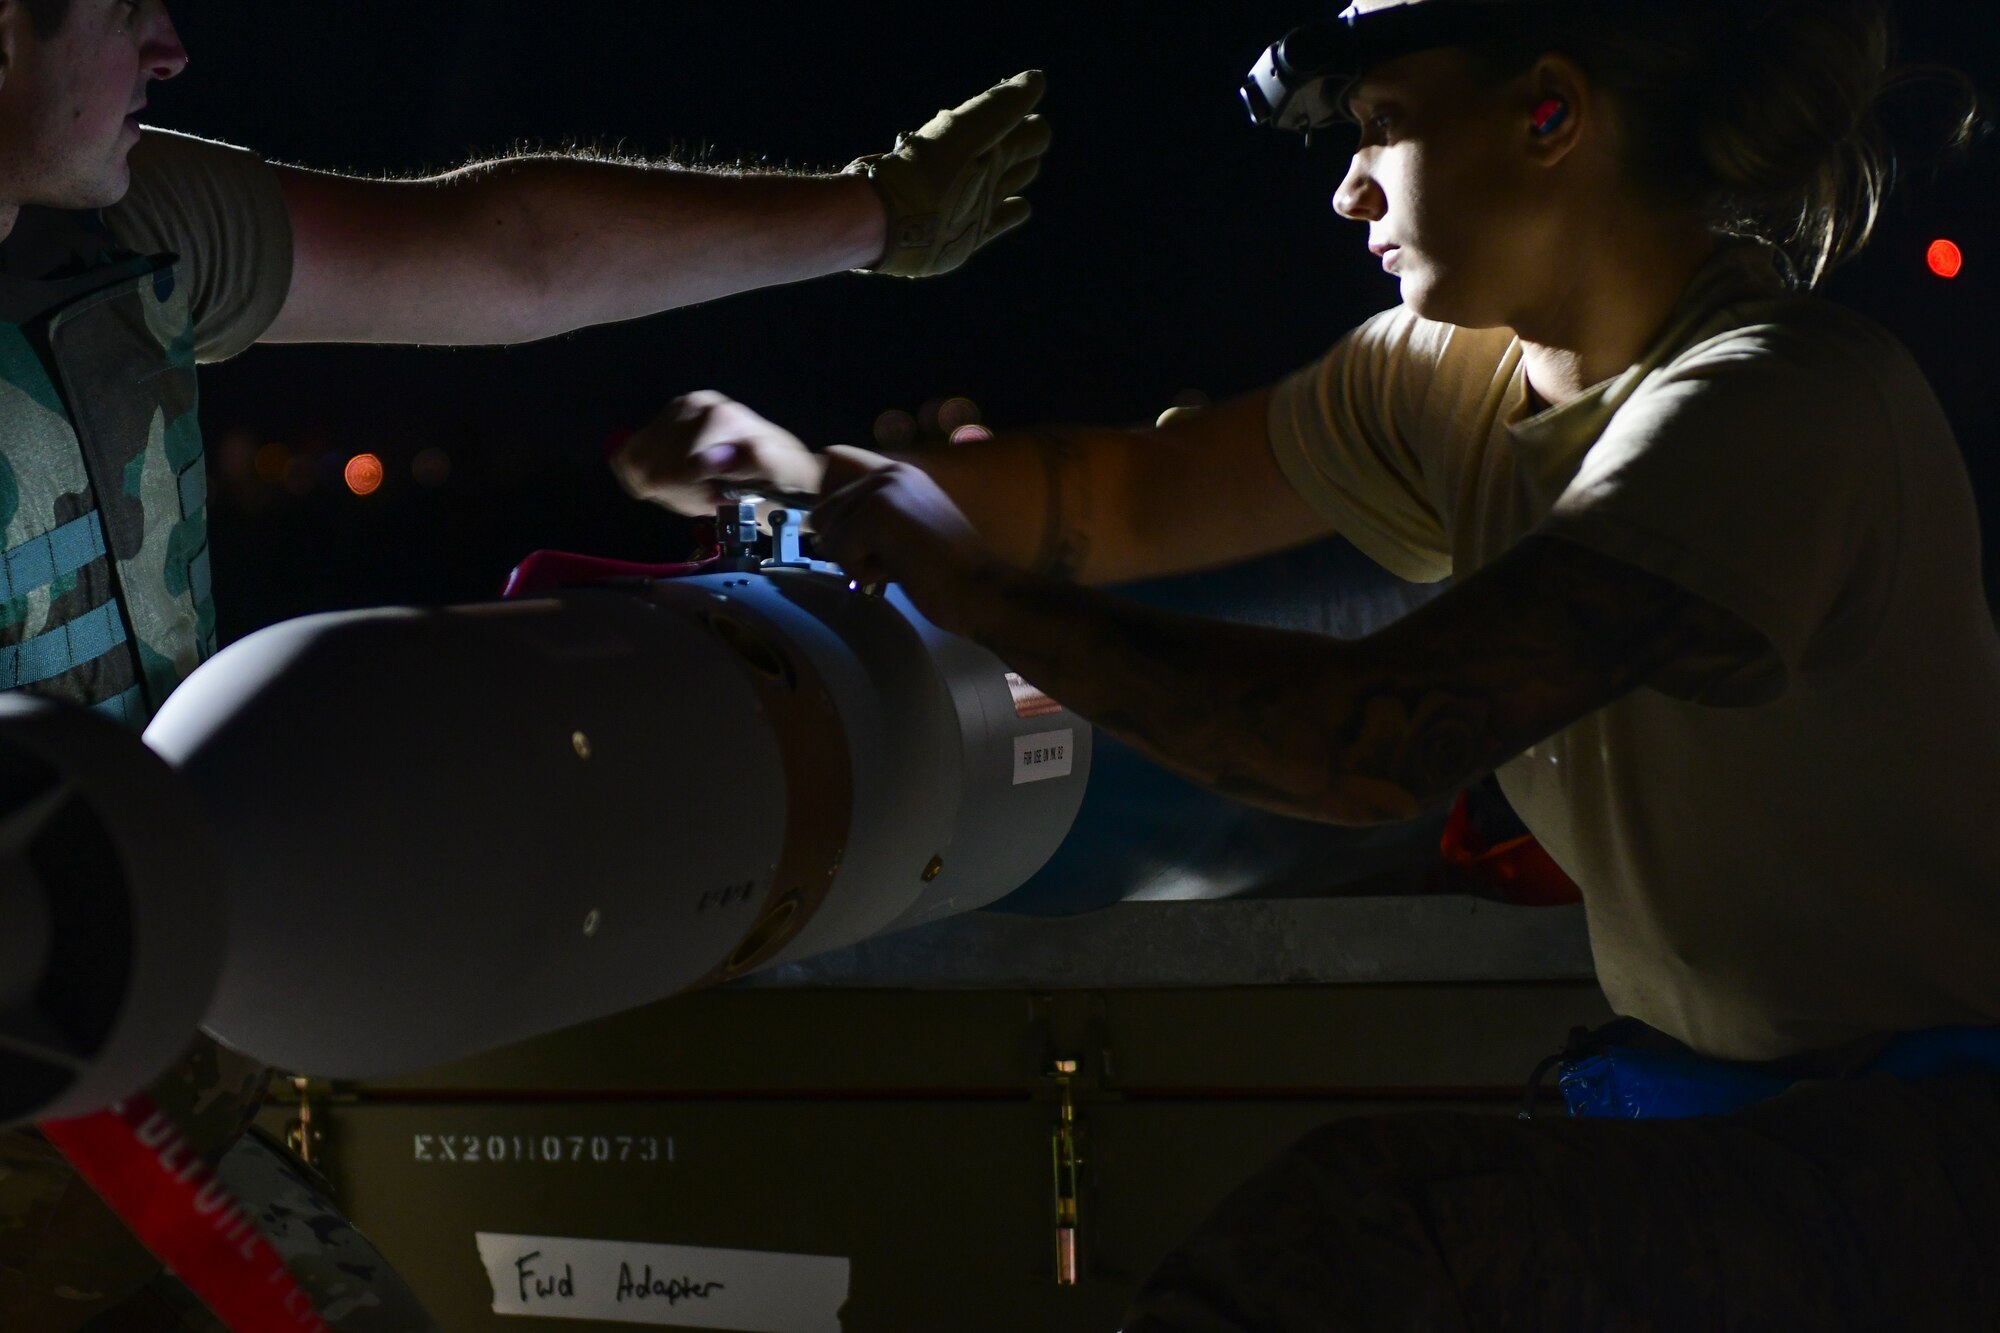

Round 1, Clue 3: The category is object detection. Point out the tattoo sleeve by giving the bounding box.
[957,535,1769,826]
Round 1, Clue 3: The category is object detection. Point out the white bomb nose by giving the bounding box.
[145,569,1089,1079]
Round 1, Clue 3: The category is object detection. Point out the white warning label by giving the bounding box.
[1013,729,1075,785]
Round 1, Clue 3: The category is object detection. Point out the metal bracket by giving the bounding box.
[1049,1057,1082,1285]
[762,508,816,569]
[1030,994,1116,1285]
[272,1075,357,1191]
[714,498,764,572]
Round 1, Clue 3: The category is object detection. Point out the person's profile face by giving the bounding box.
[0,0,189,211]
[1329,15,1548,328]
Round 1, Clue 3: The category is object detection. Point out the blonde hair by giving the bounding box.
[1475,0,1986,287]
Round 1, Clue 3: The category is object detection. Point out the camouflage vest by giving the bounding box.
[0,207,214,731]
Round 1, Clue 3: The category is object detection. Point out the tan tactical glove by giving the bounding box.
[846,70,1051,278]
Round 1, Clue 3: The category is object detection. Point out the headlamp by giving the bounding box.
[1241,1,1558,135]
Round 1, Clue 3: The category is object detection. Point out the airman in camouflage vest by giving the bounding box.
[0,205,439,1331]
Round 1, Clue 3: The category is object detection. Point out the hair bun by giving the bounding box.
[1696,1,1888,196]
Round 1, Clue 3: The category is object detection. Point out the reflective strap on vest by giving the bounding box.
[0,599,127,689]
[0,511,106,601]
[90,683,147,726]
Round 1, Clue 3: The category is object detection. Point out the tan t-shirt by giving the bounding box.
[103,127,294,361]
[1270,244,2000,1060]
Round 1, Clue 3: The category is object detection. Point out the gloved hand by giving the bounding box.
[847,70,1051,279]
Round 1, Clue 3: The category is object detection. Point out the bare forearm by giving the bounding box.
[883,425,1152,583]
[269,157,888,346]
[459,158,887,340]
[879,389,1321,587]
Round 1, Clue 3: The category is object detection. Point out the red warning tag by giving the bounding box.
[40,1096,330,1333]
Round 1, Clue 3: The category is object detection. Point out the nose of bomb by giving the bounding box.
[144,571,1088,1079]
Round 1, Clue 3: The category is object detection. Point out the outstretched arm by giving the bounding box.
[261,72,1049,346]
[810,461,1769,827]
[612,387,1336,585]
[263,161,886,345]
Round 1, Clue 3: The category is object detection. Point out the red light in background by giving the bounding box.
[344,454,385,496]
[1928,239,1964,280]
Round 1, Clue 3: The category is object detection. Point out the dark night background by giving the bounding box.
[142,1,2000,640]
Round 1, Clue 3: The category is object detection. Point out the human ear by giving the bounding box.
[1524,53,1590,164]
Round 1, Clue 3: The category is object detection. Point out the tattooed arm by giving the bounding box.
[948,534,1768,824]
[814,458,1771,827]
